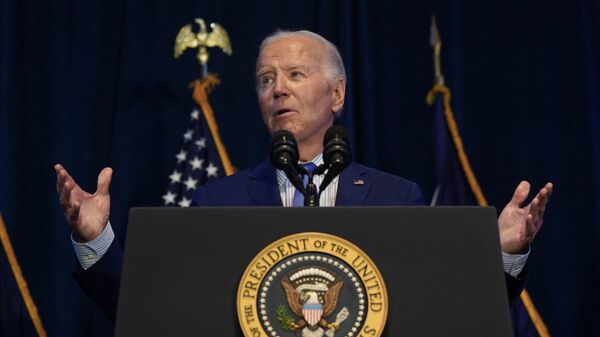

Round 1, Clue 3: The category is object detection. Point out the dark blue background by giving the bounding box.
[1,0,598,336]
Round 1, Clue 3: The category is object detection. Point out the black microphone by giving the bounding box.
[269,130,304,193]
[320,125,352,192]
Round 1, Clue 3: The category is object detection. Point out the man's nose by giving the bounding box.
[273,76,289,99]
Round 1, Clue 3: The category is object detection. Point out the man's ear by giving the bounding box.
[331,78,345,114]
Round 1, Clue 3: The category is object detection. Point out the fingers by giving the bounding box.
[59,180,73,207]
[509,181,531,207]
[524,182,553,239]
[55,164,76,208]
[55,164,68,193]
[528,198,540,228]
[525,214,537,242]
[55,164,78,194]
[66,201,81,224]
[537,182,553,206]
[530,181,553,219]
[96,167,113,196]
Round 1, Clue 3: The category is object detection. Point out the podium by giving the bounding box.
[115,207,513,337]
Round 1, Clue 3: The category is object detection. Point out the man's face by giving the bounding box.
[256,36,344,152]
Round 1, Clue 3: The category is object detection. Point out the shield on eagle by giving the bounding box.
[302,302,323,326]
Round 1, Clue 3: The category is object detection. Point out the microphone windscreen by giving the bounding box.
[270,130,295,147]
[269,130,299,169]
[323,125,352,166]
[323,125,350,146]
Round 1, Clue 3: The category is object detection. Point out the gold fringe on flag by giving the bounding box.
[426,84,551,337]
[190,73,236,176]
[0,215,47,337]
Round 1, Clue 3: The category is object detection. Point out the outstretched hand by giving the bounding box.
[498,181,553,254]
[55,164,112,242]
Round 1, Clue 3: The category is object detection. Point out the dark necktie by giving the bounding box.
[292,162,317,207]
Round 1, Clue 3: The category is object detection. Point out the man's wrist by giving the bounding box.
[502,246,530,278]
[72,221,115,270]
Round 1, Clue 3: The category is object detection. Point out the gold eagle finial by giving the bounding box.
[174,18,232,66]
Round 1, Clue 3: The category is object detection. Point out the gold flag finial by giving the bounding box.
[430,15,444,86]
[174,18,232,77]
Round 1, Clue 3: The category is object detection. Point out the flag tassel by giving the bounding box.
[191,74,236,176]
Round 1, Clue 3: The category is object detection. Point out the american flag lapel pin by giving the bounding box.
[353,179,364,185]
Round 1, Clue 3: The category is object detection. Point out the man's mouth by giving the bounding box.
[274,109,293,117]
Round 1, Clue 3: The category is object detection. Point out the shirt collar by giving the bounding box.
[276,153,325,185]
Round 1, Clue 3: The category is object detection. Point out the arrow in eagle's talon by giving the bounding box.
[327,322,339,330]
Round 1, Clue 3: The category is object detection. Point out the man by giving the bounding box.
[55,30,553,322]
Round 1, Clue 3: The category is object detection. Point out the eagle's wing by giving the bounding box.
[281,278,303,317]
[206,23,232,55]
[322,280,343,317]
[174,24,198,58]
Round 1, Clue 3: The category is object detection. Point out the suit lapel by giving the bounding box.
[335,162,371,206]
[246,159,283,206]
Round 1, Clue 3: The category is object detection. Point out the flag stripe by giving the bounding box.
[303,309,322,326]
[192,75,236,176]
[0,215,47,337]
[427,84,550,337]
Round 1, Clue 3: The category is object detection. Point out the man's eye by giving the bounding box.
[290,71,304,79]
[261,76,274,85]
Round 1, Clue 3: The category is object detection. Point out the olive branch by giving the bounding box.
[276,304,296,331]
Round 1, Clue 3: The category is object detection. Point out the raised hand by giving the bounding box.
[54,164,112,242]
[498,181,553,254]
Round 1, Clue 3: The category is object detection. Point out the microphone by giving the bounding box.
[320,126,352,192]
[269,130,304,193]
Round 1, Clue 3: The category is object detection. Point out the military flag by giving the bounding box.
[428,16,550,337]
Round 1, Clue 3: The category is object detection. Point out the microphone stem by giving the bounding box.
[305,179,318,207]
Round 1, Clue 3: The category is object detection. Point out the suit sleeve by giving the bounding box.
[506,267,528,307]
[72,239,123,323]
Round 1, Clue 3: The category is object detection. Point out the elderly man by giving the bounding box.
[55,30,553,322]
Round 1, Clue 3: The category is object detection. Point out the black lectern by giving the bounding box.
[115,207,512,337]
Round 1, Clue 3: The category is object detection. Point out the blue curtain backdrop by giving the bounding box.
[1,0,599,336]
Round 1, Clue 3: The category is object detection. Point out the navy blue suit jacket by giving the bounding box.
[72,160,523,323]
[192,160,426,206]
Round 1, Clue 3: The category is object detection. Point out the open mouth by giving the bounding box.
[274,109,293,117]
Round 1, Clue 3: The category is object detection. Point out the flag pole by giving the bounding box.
[174,18,235,176]
[430,15,444,86]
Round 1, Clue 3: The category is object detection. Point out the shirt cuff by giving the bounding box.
[502,247,530,278]
[71,221,115,270]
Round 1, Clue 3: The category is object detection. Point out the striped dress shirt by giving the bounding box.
[276,153,338,207]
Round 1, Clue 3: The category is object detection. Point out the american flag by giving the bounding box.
[162,107,224,207]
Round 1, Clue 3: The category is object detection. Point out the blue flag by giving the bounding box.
[163,74,235,207]
[428,85,548,337]
[430,88,479,206]
[0,215,46,337]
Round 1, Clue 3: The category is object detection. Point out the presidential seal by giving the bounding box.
[237,232,388,337]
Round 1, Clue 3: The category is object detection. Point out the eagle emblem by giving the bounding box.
[174,18,232,65]
[280,267,350,337]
